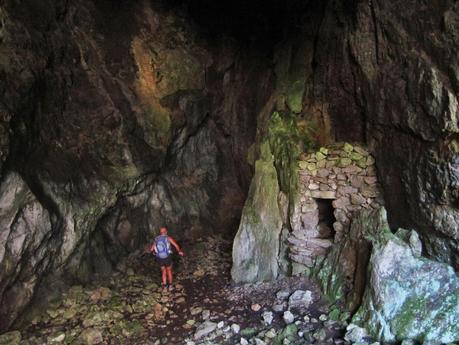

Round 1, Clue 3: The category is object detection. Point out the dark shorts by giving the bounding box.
[156,256,172,267]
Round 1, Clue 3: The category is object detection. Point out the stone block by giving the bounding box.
[364,176,377,185]
[316,152,326,161]
[298,161,308,169]
[339,158,352,167]
[317,159,326,168]
[337,173,347,180]
[353,146,369,156]
[301,202,318,212]
[361,185,379,198]
[350,193,367,205]
[306,238,333,249]
[319,183,329,191]
[333,221,344,233]
[356,158,367,169]
[308,183,319,190]
[350,176,365,189]
[307,163,317,171]
[351,152,363,161]
[311,190,336,199]
[289,254,313,267]
[301,210,319,224]
[314,177,328,184]
[342,165,362,174]
[317,168,330,177]
[326,160,337,168]
[333,196,350,209]
[319,147,329,155]
[343,143,354,152]
[337,186,358,195]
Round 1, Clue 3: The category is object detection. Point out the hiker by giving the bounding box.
[150,227,184,291]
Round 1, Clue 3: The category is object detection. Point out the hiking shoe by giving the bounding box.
[168,284,174,292]
[161,284,168,292]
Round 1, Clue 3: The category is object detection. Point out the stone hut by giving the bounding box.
[289,143,384,269]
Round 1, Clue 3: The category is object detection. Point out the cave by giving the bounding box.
[1,0,459,343]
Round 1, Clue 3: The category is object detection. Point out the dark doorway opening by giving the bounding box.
[316,199,336,239]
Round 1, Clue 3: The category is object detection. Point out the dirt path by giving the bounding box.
[20,236,348,345]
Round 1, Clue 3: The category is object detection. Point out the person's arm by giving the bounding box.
[149,243,157,254]
[168,236,184,256]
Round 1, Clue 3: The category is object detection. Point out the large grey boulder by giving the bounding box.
[311,207,459,343]
[352,209,459,343]
[231,142,283,283]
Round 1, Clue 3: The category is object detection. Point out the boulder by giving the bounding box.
[352,218,459,343]
[288,290,313,311]
[310,207,459,343]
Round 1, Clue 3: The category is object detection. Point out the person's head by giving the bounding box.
[159,227,168,235]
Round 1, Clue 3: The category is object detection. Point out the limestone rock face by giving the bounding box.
[0,0,272,330]
[0,173,52,329]
[311,0,459,268]
[353,212,459,343]
[231,143,283,283]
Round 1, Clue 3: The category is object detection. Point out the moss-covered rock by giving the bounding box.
[311,207,459,343]
[231,142,283,283]
[352,210,459,343]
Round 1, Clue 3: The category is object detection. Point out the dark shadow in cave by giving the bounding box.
[316,198,336,240]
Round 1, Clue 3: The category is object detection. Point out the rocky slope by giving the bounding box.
[0,0,458,335]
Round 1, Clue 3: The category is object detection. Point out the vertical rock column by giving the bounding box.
[231,143,283,283]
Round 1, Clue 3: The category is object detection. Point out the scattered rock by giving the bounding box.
[254,338,267,345]
[251,303,262,312]
[276,290,290,300]
[283,310,295,324]
[288,290,313,310]
[272,304,284,312]
[80,328,103,345]
[47,332,66,343]
[231,324,240,334]
[202,309,210,320]
[194,321,217,340]
[266,328,277,338]
[190,306,203,316]
[345,324,369,343]
[262,311,273,325]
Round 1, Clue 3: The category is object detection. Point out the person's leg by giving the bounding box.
[161,266,167,286]
[166,265,173,285]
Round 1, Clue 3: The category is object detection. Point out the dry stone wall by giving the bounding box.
[289,143,384,268]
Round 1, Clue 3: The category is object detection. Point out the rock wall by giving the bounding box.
[310,0,459,268]
[1,0,459,333]
[0,0,272,330]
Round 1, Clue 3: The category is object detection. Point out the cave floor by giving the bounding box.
[21,236,348,345]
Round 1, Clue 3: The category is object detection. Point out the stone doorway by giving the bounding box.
[316,198,336,240]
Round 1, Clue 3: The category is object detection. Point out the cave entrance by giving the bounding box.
[316,198,336,239]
